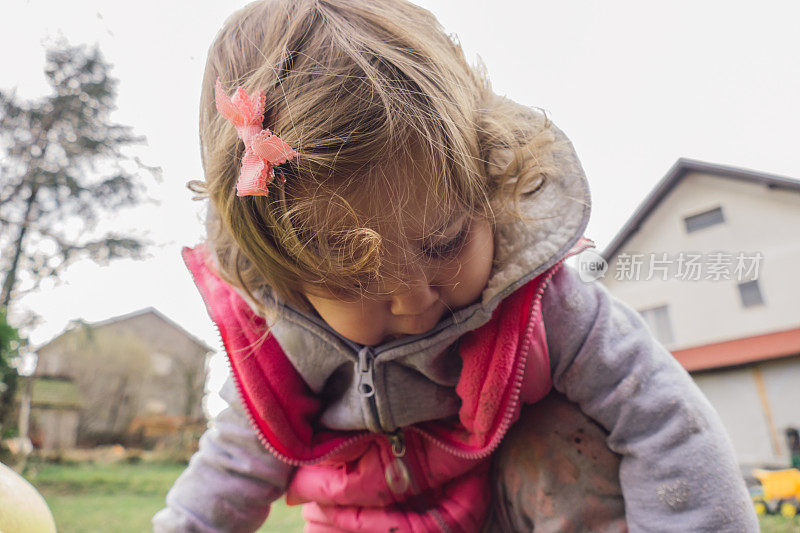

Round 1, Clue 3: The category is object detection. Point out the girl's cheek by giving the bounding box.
[464,220,494,274]
[440,220,494,306]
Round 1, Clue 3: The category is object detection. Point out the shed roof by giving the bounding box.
[673,327,800,372]
[16,377,83,410]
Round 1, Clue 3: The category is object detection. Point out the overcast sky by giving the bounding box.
[3,0,799,411]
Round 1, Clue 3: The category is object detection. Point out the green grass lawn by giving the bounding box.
[22,461,304,532]
[760,514,800,533]
[19,460,800,532]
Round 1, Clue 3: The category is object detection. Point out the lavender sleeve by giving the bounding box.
[542,264,758,532]
[152,375,295,532]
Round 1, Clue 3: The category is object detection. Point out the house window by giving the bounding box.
[151,352,173,376]
[684,206,725,233]
[638,305,675,345]
[144,399,167,415]
[737,280,764,307]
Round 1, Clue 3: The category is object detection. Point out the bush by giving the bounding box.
[0,311,20,431]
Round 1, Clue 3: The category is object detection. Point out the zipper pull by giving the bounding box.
[385,429,410,494]
[357,347,375,397]
[387,429,406,458]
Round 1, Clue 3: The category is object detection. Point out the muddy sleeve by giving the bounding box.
[541,264,758,532]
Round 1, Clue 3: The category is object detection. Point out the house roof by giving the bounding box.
[36,307,214,354]
[601,159,800,261]
[672,327,800,372]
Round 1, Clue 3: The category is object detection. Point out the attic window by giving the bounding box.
[684,206,725,233]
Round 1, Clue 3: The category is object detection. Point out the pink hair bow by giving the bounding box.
[214,78,298,197]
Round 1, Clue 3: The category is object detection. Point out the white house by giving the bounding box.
[599,159,800,466]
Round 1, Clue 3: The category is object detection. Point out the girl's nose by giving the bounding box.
[389,275,440,316]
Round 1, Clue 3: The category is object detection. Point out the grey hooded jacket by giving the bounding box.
[153,118,758,532]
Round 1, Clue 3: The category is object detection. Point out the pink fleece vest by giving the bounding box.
[183,245,559,532]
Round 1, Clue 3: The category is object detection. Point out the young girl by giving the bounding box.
[154,0,757,531]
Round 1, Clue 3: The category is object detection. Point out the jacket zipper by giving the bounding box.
[357,347,376,397]
[357,346,386,434]
[359,349,416,495]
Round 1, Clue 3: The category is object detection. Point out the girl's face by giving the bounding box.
[303,214,494,346]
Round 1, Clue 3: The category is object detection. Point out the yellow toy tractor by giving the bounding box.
[752,468,800,518]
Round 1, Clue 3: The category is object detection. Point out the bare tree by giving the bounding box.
[0,41,158,318]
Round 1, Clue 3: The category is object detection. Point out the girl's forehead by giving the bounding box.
[352,158,463,239]
[347,180,462,242]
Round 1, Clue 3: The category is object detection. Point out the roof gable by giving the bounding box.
[37,307,213,354]
[602,159,800,260]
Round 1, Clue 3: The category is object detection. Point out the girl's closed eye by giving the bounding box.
[421,221,470,260]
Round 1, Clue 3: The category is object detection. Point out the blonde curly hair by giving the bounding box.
[194,0,557,313]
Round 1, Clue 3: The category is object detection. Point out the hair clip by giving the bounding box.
[214,78,297,197]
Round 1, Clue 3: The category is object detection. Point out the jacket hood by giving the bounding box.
[212,114,591,432]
